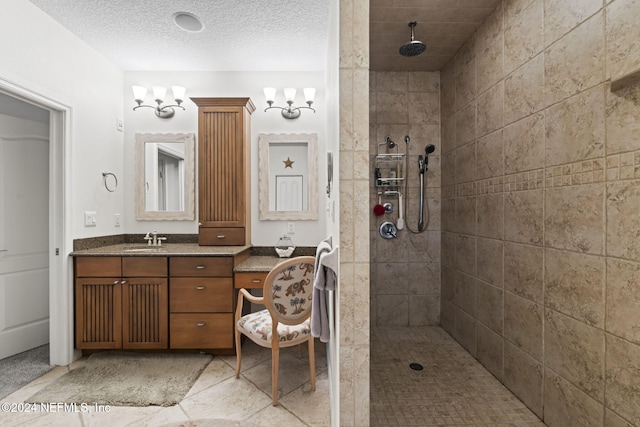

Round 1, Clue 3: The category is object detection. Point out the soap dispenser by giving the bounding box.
[275,235,295,258]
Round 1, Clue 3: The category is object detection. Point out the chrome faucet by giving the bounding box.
[144,231,166,246]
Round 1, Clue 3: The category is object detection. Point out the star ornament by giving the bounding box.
[283,157,294,168]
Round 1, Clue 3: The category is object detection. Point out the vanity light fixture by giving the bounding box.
[263,87,316,119]
[132,85,186,119]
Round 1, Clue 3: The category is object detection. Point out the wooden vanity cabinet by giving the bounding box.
[74,257,168,350]
[169,256,234,350]
[191,97,255,246]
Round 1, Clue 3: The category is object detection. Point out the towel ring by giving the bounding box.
[102,171,118,192]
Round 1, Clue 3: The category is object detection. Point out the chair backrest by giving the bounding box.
[263,256,315,326]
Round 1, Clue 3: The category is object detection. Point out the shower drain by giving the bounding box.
[409,363,424,371]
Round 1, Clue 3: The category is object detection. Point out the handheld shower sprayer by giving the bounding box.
[404,135,436,233]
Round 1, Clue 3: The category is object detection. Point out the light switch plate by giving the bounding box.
[84,211,97,227]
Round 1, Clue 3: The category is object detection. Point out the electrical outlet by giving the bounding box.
[114,213,121,227]
[84,211,97,227]
[116,118,124,132]
[287,222,295,234]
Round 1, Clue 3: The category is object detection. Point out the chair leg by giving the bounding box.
[235,328,242,378]
[308,336,316,391]
[272,345,280,406]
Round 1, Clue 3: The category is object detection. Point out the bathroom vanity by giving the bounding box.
[72,243,263,354]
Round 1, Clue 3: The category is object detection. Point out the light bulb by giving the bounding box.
[283,88,296,103]
[132,85,147,103]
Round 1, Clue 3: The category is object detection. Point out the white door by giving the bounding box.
[0,134,50,359]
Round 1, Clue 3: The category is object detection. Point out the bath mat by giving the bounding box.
[27,351,212,407]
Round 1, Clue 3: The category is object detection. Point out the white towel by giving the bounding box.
[311,241,338,342]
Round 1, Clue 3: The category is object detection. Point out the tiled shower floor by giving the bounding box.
[371,326,546,426]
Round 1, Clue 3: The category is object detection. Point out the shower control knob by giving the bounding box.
[379,221,398,239]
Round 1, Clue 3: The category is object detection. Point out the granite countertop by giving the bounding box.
[234,256,287,272]
[70,243,251,257]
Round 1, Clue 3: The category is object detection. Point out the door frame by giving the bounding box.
[0,77,74,366]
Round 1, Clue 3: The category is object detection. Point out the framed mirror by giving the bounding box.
[135,132,195,220]
[258,133,318,220]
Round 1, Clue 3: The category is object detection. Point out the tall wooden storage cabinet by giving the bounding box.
[191,98,255,246]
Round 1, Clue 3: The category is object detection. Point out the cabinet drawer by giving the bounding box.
[170,257,233,277]
[198,227,246,246]
[170,313,233,349]
[234,272,268,289]
[75,257,121,277]
[122,257,168,277]
[170,278,233,312]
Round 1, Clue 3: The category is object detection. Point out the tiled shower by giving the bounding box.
[370,0,640,426]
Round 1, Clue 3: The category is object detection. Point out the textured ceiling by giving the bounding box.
[27,0,331,71]
[370,0,502,71]
[28,0,500,73]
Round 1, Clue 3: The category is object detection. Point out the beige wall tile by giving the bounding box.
[373,262,408,295]
[544,183,605,254]
[504,0,544,75]
[476,322,503,380]
[376,71,408,93]
[408,72,440,93]
[408,92,440,125]
[605,409,635,427]
[503,113,545,174]
[455,141,477,184]
[452,271,477,316]
[606,0,640,82]
[477,193,504,239]
[409,295,440,326]
[607,180,640,262]
[455,196,476,236]
[440,299,455,333]
[605,334,640,425]
[476,130,504,180]
[544,368,604,427]
[455,102,477,148]
[476,3,504,94]
[504,341,544,418]
[606,81,640,155]
[375,92,408,124]
[441,197,456,232]
[544,0,603,46]
[476,82,504,138]
[545,85,605,167]
[408,262,441,296]
[477,237,504,288]
[455,36,477,111]
[504,292,543,360]
[545,248,605,327]
[376,295,408,326]
[453,308,477,356]
[504,54,545,125]
[545,309,605,400]
[504,242,543,303]
[544,12,605,106]
[606,258,640,345]
[504,189,544,245]
[441,231,456,267]
[477,281,503,334]
[455,234,476,276]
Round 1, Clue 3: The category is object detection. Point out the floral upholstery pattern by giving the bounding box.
[237,309,311,344]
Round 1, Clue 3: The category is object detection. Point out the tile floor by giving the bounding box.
[0,340,330,427]
[371,326,547,427]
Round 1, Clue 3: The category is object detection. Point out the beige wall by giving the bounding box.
[339,0,371,425]
[369,71,442,327]
[440,0,640,426]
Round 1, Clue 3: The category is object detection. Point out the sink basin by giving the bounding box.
[122,246,166,253]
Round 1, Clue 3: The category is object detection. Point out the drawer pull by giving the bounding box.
[216,235,226,239]
[113,280,119,285]
[195,265,206,270]
[120,280,127,285]
[252,279,262,283]
[196,322,206,327]
[196,286,206,290]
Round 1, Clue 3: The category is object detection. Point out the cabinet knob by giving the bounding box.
[195,265,206,270]
[196,322,206,327]
[196,286,206,290]
[252,279,262,283]
[120,280,127,285]
[216,235,226,239]
[113,280,119,285]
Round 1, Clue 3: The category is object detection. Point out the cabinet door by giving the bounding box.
[122,278,168,349]
[75,278,122,349]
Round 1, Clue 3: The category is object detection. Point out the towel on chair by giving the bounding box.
[311,241,338,343]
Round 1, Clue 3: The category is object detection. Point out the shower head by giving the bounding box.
[425,144,435,155]
[399,22,426,57]
[385,135,396,149]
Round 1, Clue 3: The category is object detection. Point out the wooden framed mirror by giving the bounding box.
[135,132,195,220]
[258,133,318,220]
